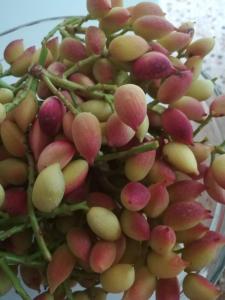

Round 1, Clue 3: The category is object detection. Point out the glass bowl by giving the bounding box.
[0,18,225,300]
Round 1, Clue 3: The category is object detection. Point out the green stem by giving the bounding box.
[87,83,117,92]
[0,259,32,300]
[42,75,79,115]
[0,251,43,267]
[0,79,15,91]
[0,223,29,241]
[39,202,89,219]
[26,148,52,262]
[12,74,28,88]
[147,99,158,109]
[0,68,11,78]
[59,27,72,38]
[96,141,159,162]
[63,54,100,78]
[115,70,129,86]
[194,115,212,136]
[64,282,73,300]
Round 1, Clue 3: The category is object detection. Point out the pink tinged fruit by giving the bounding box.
[182,231,225,272]
[149,41,169,55]
[114,84,147,130]
[72,112,101,164]
[144,182,169,218]
[132,51,175,81]
[133,15,174,41]
[171,96,206,122]
[46,36,59,60]
[158,31,192,53]
[163,201,212,231]
[176,223,209,244]
[106,113,135,147]
[120,210,150,241]
[168,180,205,202]
[125,150,156,182]
[183,273,221,300]
[37,81,52,99]
[47,62,66,77]
[157,70,193,104]
[146,159,176,186]
[3,188,27,216]
[62,112,74,142]
[161,108,193,144]
[64,181,88,204]
[69,73,94,87]
[114,234,127,263]
[59,38,86,62]
[63,159,89,195]
[121,182,150,211]
[156,278,180,300]
[147,251,188,279]
[211,154,225,189]
[185,55,203,81]
[38,96,64,136]
[85,26,106,55]
[29,118,52,161]
[47,244,76,294]
[93,58,116,84]
[100,7,131,34]
[90,241,116,273]
[20,265,44,291]
[87,0,112,18]
[210,95,225,117]
[111,0,123,6]
[87,192,117,210]
[204,167,225,205]
[4,39,24,64]
[131,2,165,22]
[123,266,156,300]
[37,140,76,172]
[11,46,36,77]
[67,228,92,263]
[186,37,215,57]
[149,225,176,255]
[34,293,54,300]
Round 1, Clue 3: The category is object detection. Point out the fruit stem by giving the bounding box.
[96,140,159,162]
[194,115,212,136]
[63,54,100,78]
[0,259,32,300]
[0,251,44,267]
[0,223,29,241]
[26,145,52,262]
[0,78,15,91]
[64,281,74,300]
[42,74,79,115]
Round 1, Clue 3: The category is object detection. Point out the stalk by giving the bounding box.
[194,115,212,136]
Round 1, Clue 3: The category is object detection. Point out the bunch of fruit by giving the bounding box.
[0,0,225,299]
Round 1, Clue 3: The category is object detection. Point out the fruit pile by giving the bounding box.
[0,0,225,299]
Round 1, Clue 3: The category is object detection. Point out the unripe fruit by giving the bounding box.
[106,113,135,147]
[62,111,74,141]
[37,140,75,172]
[133,16,174,40]
[87,0,112,18]
[120,238,141,265]
[4,39,24,64]
[114,84,146,130]
[93,58,116,83]
[150,225,176,255]
[133,51,175,81]
[47,61,66,77]
[156,278,180,300]
[11,46,35,77]
[204,167,225,204]
[46,36,59,60]
[131,2,164,22]
[211,154,225,189]
[185,55,203,81]
[38,96,64,136]
[163,201,212,231]
[120,210,150,241]
[87,207,121,241]
[34,293,54,300]
[109,35,149,62]
[90,241,116,273]
[176,223,209,244]
[163,142,199,175]
[67,228,92,263]
[80,100,112,122]
[9,230,32,255]
[158,31,192,53]
[72,112,102,164]
[32,163,65,212]
[114,234,127,263]
[100,7,131,34]
[32,48,53,67]
[3,188,27,216]
[100,264,135,293]
[186,79,214,101]
[0,103,6,124]
[85,26,106,55]
[63,159,89,194]
[88,287,107,300]
[47,244,76,294]
[186,37,215,57]
[144,182,169,218]
[183,273,221,300]
[20,266,44,291]
[69,73,94,87]
[1,120,25,157]
[60,38,86,62]
[125,150,156,181]
[170,96,206,122]
[0,88,14,104]
[136,115,149,142]
[123,266,156,300]
[88,192,117,210]
[147,251,188,278]
[146,159,176,186]
[210,95,225,117]
[121,182,150,211]
[0,158,28,187]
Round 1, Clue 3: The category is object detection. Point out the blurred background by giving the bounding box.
[0,0,225,299]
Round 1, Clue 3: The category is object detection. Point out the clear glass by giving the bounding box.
[0,18,225,300]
